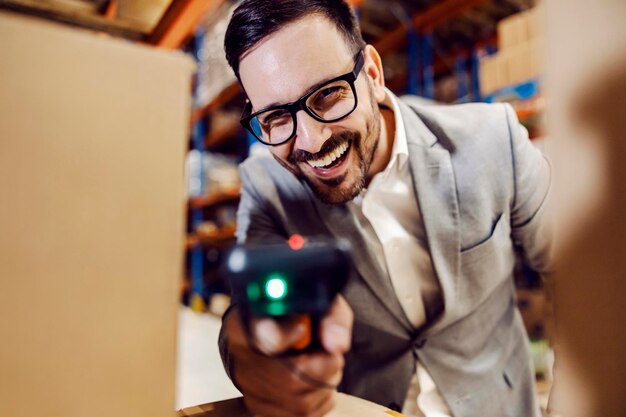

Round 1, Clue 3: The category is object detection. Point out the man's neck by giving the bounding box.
[366,102,396,185]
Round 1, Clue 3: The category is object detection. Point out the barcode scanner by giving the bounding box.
[222,236,353,354]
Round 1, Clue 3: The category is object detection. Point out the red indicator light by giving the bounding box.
[288,234,305,251]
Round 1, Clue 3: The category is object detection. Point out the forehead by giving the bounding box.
[239,15,354,110]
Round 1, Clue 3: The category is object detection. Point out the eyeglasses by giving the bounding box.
[240,50,364,146]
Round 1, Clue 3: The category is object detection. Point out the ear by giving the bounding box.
[363,44,386,103]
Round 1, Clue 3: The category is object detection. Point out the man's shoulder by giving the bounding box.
[240,150,277,174]
[403,98,512,135]
[400,98,515,152]
[239,151,307,196]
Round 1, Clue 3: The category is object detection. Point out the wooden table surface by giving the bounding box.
[178,393,406,417]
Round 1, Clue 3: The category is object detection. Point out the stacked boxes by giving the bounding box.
[480,4,546,97]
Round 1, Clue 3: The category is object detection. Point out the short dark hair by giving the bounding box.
[224,0,365,80]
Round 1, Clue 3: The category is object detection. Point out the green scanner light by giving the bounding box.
[265,275,288,300]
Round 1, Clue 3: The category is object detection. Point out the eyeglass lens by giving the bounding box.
[250,79,356,144]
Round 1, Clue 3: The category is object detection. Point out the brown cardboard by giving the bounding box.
[481,35,545,96]
[528,37,546,80]
[0,10,194,417]
[479,52,511,96]
[480,53,506,96]
[505,38,544,85]
[507,41,534,85]
[493,53,509,92]
[479,54,496,96]
[498,13,527,51]
[525,5,545,40]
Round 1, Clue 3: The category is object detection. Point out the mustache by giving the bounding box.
[287,131,358,165]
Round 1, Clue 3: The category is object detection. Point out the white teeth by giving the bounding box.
[307,142,349,169]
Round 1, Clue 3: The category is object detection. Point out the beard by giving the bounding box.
[272,90,383,205]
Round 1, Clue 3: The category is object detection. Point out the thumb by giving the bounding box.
[320,295,353,354]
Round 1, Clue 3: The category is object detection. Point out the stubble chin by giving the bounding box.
[309,170,363,205]
[271,101,382,205]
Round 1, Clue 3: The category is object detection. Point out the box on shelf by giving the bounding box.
[480,53,512,97]
[506,42,533,86]
[480,53,509,97]
[493,53,509,92]
[529,37,546,80]
[479,54,496,96]
[498,13,528,51]
[498,4,545,51]
[525,4,545,40]
[480,5,546,97]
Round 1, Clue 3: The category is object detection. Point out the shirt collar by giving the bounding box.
[351,88,409,205]
[383,88,409,172]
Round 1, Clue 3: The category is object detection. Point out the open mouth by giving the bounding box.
[305,141,350,170]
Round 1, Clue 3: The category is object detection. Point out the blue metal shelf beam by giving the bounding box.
[483,78,541,103]
[407,28,421,96]
[471,49,481,101]
[422,32,434,99]
[190,27,206,308]
[455,54,468,102]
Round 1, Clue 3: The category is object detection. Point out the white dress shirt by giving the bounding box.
[349,90,452,417]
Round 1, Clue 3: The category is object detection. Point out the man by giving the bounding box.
[219,1,552,416]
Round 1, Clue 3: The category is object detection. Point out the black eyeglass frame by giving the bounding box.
[240,50,365,146]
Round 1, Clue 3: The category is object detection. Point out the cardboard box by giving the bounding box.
[498,13,528,50]
[493,53,510,92]
[525,4,546,40]
[0,11,194,417]
[499,6,545,49]
[506,42,533,85]
[482,35,546,96]
[480,52,512,96]
[479,54,496,96]
[529,37,546,79]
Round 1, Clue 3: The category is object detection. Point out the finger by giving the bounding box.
[289,351,345,388]
[225,308,308,355]
[319,295,354,354]
[251,316,307,355]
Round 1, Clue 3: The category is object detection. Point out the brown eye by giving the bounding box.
[259,109,290,126]
[318,86,342,99]
[309,82,350,113]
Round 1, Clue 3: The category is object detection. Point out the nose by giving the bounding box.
[293,110,332,154]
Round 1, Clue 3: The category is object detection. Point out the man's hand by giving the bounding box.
[224,295,353,417]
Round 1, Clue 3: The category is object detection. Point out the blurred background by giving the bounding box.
[0,1,624,416]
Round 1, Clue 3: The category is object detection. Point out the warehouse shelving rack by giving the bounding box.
[2,0,540,311]
[178,0,536,309]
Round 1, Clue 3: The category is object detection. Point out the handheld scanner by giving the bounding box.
[222,237,352,353]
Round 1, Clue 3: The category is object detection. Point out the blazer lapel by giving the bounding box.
[310,195,413,332]
[399,100,460,333]
[306,99,461,334]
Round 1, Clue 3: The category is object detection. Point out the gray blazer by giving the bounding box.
[220,97,552,417]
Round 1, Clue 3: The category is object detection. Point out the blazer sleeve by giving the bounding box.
[218,159,287,386]
[505,103,554,274]
[235,160,288,244]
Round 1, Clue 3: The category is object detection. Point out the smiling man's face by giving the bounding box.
[238,15,388,204]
